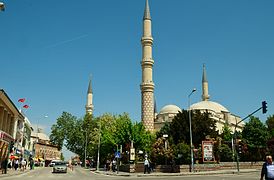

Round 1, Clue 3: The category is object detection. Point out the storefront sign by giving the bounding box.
[0,130,14,142]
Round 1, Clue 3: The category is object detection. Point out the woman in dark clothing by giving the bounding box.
[1,158,8,174]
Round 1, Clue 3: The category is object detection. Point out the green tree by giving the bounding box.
[221,122,233,142]
[50,112,156,165]
[170,110,218,146]
[219,144,233,162]
[151,137,173,165]
[242,116,270,161]
[50,112,77,150]
[173,142,190,164]
[266,115,274,137]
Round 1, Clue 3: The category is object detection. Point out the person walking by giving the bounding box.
[1,158,8,174]
[14,159,19,171]
[144,157,150,174]
[111,159,116,172]
[261,155,274,180]
[21,158,26,171]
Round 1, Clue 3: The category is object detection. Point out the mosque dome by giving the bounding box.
[190,100,229,113]
[32,132,50,141]
[159,104,181,115]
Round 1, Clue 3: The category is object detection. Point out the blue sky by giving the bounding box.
[1,0,274,158]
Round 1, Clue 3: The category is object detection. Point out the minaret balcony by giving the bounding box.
[141,59,154,67]
[140,82,155,92]
[85,105,94,109]
[141,37,153,45]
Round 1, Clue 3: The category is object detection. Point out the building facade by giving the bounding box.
[0,89,24,165]
[31,131,61,166]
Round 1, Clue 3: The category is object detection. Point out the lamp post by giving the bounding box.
[188,88,196,172]
[163,134,168,165]
[84,130,87,168]
[96,119,101,171]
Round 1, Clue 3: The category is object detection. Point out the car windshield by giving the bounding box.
[54,162,66,166]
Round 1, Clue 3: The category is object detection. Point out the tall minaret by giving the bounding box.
[140,0,155,131]
[202,64,210,101]
[85,78,94,115]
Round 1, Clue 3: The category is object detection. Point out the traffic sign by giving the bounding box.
[115,151,121,158]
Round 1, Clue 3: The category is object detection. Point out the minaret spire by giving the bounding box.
[86,76,94,115]
[143,0,151,20]
[202,64,210,101]
[140,0,155,131]
[87,78,92,94]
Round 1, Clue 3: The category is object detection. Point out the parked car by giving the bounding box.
[52,161,67,173]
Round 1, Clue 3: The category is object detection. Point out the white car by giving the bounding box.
[52,161,67,173]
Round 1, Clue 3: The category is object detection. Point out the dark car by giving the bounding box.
[52,161,67,173]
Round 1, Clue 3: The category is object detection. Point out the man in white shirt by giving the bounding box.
[144,158,150,174]
[261,155,274,180]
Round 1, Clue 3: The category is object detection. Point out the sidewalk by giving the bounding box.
[92,168,260,177]
[0,167,36,178]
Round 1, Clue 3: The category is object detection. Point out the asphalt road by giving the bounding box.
[0,167,261,180]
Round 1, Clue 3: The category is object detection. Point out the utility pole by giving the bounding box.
[233,101,268,173]
[96,120,101,171]
[84,130,87,168]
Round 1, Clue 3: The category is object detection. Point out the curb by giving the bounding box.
[92,169,260,177]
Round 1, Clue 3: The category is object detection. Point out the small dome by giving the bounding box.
[190,101,229,113]
[159,104,181,115]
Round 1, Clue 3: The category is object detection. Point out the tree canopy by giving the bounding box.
[50,112,154,164]
[170,110,218,146]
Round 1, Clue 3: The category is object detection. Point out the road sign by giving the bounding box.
[115,151,121,158]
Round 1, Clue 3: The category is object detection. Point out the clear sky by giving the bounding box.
[1,0,273,158]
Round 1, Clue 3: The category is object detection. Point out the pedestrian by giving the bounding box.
[21,158,26,171]
[112,159,116,172]
[14,159,19,171]
[1,158,8,174]
[106,159,110,171]
[29,158,34,170]
[261,155,274,180]
[144,157,150,174]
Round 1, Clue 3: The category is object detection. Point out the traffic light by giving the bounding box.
[0,2,5,11]
[238,144,242,154]
[262,101,268,114]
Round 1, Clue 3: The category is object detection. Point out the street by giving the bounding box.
[0,166,261,180]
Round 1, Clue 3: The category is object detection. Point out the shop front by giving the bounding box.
[0,130,14,164]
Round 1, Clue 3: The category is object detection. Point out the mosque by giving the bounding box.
[139,0,244,133]
[84,0,244,134]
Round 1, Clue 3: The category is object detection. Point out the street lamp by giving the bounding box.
[163,134,168,165]
[84,130,87,168]
[96,119,101,171]
[188,88,196,172]
[0,2,5,11]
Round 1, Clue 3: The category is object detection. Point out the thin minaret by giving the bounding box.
[140,0,155,131]
[86,78,94,115]
[202,64,210,101]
